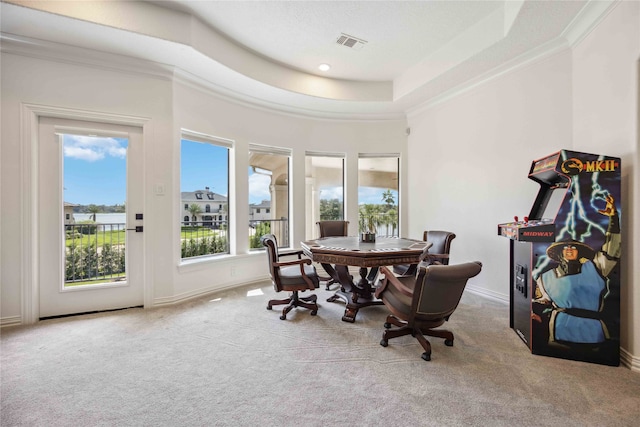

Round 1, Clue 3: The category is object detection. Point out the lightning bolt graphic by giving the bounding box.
[532,153,609,279]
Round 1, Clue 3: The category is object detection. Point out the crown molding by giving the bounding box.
[562,0,619,48]
[0,33,174,81]
[1,33,405,122]
[406,37,571,119]
[406,0,618,120]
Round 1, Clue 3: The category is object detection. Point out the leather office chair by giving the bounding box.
[375,261,482,361]
[393,230,456,276]
[316,220,349,290]
[261,234,319,320]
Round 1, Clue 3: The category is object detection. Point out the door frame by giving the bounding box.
[20,104,152,324]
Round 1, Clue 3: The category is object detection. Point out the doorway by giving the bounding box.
[37,117,144,318]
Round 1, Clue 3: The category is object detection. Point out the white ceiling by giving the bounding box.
[0,1,614,119]
[148,0,505,82]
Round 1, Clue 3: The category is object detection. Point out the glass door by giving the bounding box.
[37,118,144,318]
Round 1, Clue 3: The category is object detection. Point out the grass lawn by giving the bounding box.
[65,275,126,287]
[66,229,126,247]
[180,227,220,240]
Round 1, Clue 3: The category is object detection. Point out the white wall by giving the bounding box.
[0,51,407,320]
[406,1,639,366]
[171,82,408,301]
[407,48,573,298]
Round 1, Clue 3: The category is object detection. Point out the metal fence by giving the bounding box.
[64,222,126,285]
[249,218,289,248]
[181,221,229,258]
[65,218,290,282]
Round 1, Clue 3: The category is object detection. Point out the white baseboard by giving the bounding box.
[0,316,23,327]
[152,276,270,307]
[465,284,509,304]
[620,347,640,372]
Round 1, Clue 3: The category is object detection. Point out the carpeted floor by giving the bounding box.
[2,281,639,426]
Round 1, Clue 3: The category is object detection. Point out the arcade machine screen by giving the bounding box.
[538,185,566,221]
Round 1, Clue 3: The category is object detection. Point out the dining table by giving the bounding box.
[301,236,432,322]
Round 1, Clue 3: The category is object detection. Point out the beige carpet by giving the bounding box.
[2,281,639,426]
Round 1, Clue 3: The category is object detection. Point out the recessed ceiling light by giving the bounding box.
[318,63,331,72]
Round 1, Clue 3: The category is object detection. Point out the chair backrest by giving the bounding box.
[423,230,456,265]
[261,233,281,286]
[261,233,318,292]
[317,220,349,238]
[412,261,482,321]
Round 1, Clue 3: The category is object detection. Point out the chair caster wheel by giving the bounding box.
[311,310,317,316]
[444,339,453,346]
[279,315,286,320]
[267,305,273,310]
[380,339,388,347]
[421,352,431,361]
[384,322,391,329]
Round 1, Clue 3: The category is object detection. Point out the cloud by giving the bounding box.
[358,187,397,205]
[248,172,271,202]
[319,186,343,200]
[63,135,127,162]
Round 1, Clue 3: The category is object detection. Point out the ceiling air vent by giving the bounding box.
[336,33,367,50]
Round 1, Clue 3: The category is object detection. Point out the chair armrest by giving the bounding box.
[375,266,414,298]
[429,253,449,262]
[273,258,312,268]
[274,257,315,289]
[279,249,305,259]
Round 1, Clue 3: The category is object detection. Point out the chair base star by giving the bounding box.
[267,292,318,320]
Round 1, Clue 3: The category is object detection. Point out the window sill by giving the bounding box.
[177,251,264,273]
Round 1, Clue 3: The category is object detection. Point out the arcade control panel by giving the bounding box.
[497,216,556,242]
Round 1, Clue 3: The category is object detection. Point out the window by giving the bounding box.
[180,130,232,259]
[62,134,127,287]
[249,144,291,249]
[305,152,345,239]
[358,154,399,237]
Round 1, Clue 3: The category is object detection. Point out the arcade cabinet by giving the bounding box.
[498,149,621,366]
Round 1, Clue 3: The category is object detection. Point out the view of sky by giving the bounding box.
[64,136,396,207]
[63,135,127,206]
[181,140,230,198]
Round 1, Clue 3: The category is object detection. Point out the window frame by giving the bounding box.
[357,153,400,238]
[180,129,233,261]
[248,143,292,249]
